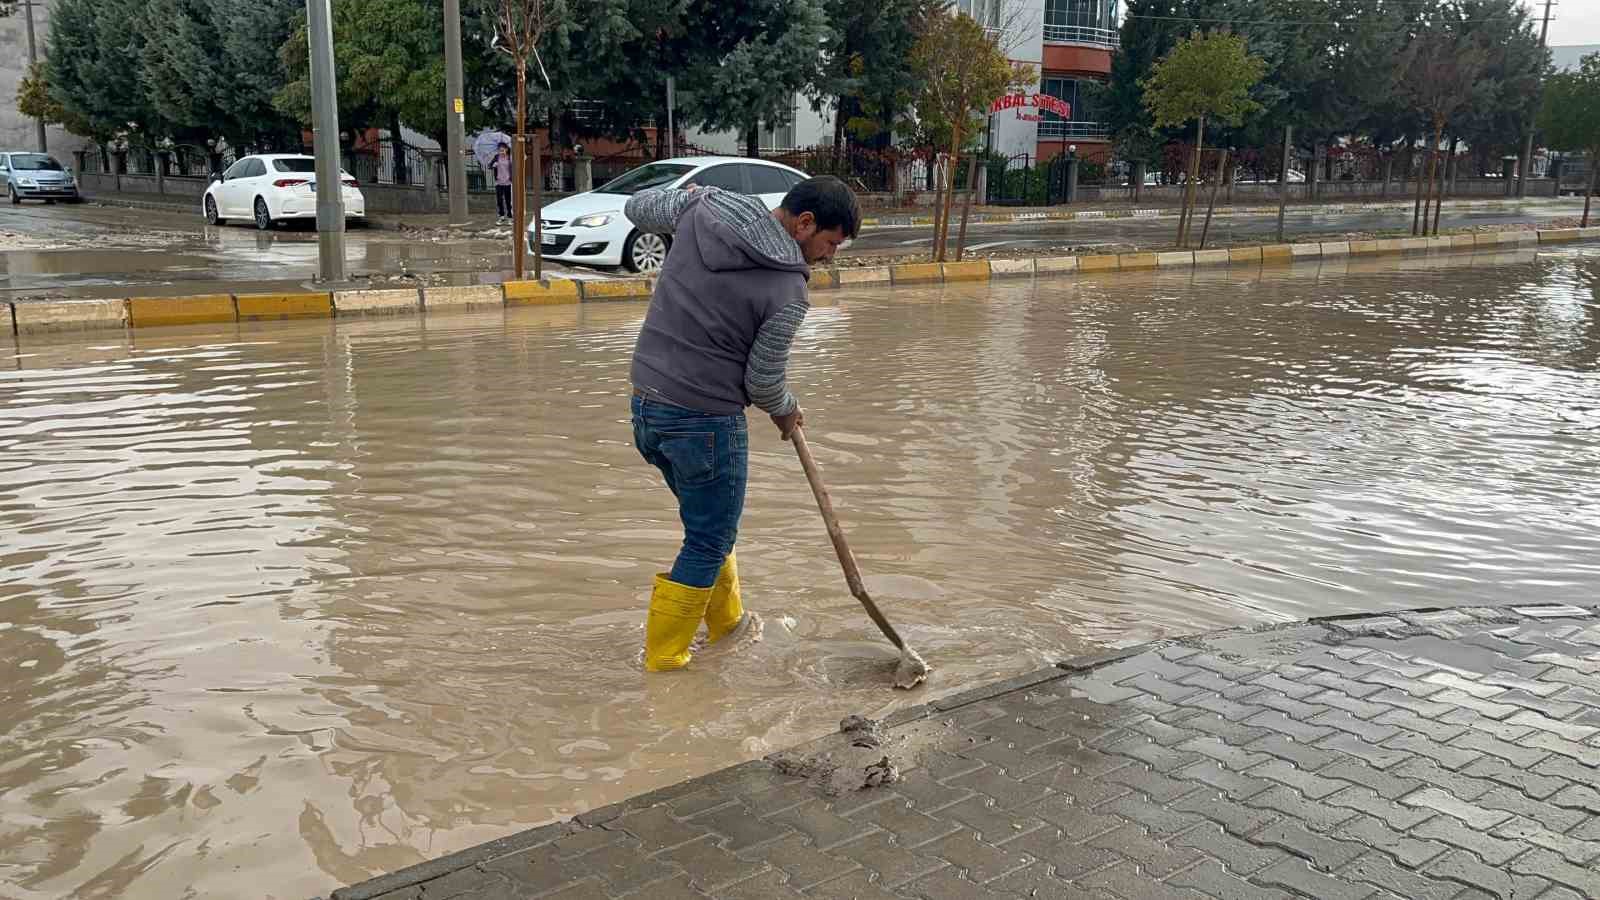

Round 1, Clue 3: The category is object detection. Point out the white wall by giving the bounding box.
[989,0,1045,158]
[0,1,89,158]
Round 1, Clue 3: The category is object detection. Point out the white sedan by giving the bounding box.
[529,156,808,273]
[203,153,366,229]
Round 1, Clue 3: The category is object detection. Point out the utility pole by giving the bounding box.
[23,0,46,152]
[666,77,676,158]
[444,0,470,223]
[307,0,346,283]
[1517,0,1553,199]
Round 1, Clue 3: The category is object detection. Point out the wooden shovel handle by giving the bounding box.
[791,427,906,651]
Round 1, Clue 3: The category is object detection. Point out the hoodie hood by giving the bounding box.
[686,190,811,277]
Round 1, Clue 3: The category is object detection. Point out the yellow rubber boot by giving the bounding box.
[644,574,712,671]
[704,551,745,644]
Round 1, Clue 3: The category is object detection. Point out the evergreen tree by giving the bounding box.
[679,0,830,156]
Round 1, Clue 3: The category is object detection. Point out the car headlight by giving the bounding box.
[17,178,36,187]
[571,213,613,228]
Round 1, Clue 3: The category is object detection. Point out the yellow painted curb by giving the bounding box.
[1539,228,1581,243]
[1580,227,1600,239]
[334,289,421,315]
[1399,238,1430,253]
[838,266,892,285]
[1078,254,1119,273]
[989,258,1035,277]
[1473,233,1502,247]
[129,294,236,328]
[1449,235,1477,249]
[1228,247,1262,264]
[1118,253,1158,271]
[504,279,581,305]
[1320,241,1350,257]
[942,261,991,281]
[811,270,839,289]
[236,292,332,320]
[1349,240,1380,256]
[891,262,943,284]
[580,279,654,302]
[13,299,129,333]
[1193,249,1230,267]
[1157,251,1194,267]
[1260,245,1293,263]
[1034,257,1078,275]
[1290,244,1322,260]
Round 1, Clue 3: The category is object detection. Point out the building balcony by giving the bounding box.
[1038,119,1111,140]
[1043,24,1119,49]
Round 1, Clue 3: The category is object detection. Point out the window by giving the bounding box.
[273,158,317,173]
[690,164,747,192]
[1038,78,1107,138]
[223,159,250,180]
[745,165,794,195]
[0,155,9,171]
[595,162,695,195]
[1044,0,1118,44]
[9,153,64,171]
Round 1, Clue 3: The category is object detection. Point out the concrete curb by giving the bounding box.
[9,226,1598,342]
[856,196,1575,228]
[322,600,1600,900]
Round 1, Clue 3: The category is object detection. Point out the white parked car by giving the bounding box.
[203,154,365,229]
[530,157,808,273]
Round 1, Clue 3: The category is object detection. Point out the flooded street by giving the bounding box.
[4,250,1600,898]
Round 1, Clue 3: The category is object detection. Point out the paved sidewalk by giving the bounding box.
[328,604,1600,900]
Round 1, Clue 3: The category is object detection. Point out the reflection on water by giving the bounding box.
[3,249,1600,897]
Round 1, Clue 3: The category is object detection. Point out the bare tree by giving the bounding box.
[1399,23,1486,237]
[496,0,557,280]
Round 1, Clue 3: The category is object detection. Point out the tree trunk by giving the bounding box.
[931,156,944,262]
[745,124,760,159]
[938,131,961,261]
[514,63,529,280]
[1199,148,1229,250]
[832,100,845,168]
[1380,153,1393,200]
[1585,156,1597,228]
[1178,116,1205,248]
[956,152,978,260]
[654,114,665,159]
[532,117,544,281]
[389,111,408,184]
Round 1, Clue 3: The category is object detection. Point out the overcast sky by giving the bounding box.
[1531,0,1599,47]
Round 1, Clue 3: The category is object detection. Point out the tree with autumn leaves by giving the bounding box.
[911,7,1031,262]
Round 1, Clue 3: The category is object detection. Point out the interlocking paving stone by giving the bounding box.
[332,608,1600,900]
[1340,851,1463,900]
[741,832,857,890]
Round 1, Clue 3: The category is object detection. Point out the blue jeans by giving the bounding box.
[631,393,748,589]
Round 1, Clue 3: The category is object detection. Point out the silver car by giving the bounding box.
[2,151,80,204]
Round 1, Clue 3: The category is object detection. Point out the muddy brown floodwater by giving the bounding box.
[3,248,1600,898]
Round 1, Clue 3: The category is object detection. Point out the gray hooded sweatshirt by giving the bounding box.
[625,186,809,416]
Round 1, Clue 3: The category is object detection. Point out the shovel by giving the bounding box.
[791,426,929,689]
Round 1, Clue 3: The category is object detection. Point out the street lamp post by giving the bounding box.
[444,0,470,223]
[306,0,347,284]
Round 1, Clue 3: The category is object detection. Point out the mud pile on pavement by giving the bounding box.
[767,714,951,796]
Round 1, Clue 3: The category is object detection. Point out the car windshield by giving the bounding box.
[272,159,317,173]
[11,154,64,172]
[594,163,694,195]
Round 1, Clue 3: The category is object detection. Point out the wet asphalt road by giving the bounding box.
[0,197,1587,299]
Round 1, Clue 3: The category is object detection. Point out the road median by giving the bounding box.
[7,225,1598,344]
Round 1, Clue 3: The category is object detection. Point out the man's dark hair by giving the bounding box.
[780,175,862,239]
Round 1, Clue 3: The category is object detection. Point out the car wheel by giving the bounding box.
[253,197,274,231]
[205,195,224,226]
[624,230,669,273]
[7,185,19,205]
